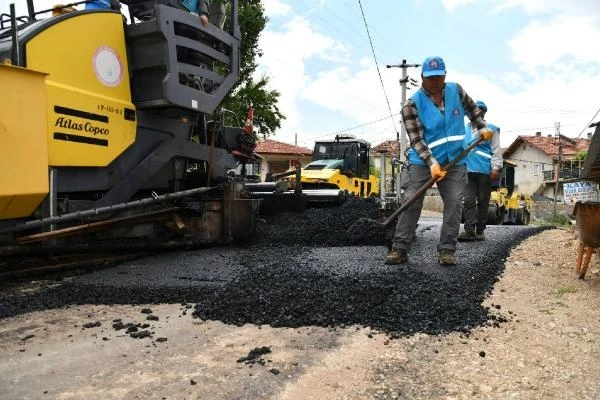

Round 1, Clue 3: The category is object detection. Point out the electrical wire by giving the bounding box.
[288,112,402,148]
[501,123,582,134]
[259,53,394,113]
[294,0,406,66]
[329,112,401,136]
[340,0,403,61]
[576,106,600,138]
[356,0,399,137]
[293,0,375,59]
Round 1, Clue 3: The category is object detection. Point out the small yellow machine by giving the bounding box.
[488,187,532,225]
[487,161,532,225]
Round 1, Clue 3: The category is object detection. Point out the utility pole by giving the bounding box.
[553,122,562,214]
[386,60,420,162]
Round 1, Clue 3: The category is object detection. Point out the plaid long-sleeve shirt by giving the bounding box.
[401,82,487,167]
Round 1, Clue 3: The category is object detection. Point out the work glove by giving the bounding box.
[430,163,447,182]
[479,128,493,141]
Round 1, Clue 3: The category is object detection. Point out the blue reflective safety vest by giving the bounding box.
[464,122,499,174]
[408,82,466,166]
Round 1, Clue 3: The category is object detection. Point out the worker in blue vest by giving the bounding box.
[386,56,493,266]
[458,100,502,241]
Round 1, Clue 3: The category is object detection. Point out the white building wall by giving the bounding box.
[508,145,553,195]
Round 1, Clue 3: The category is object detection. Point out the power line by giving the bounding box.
[259,53,393,113]
[339,0,406,62]
[576,106,600,138]
[506,158,556,166]
[290,112,402,147]
[501,123,582,134]
[356,0,398,136]
[330,112,400,136]
[294,0,377,60]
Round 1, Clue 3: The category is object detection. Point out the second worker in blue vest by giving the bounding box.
[386,56,493,266]
[458,100,502,241]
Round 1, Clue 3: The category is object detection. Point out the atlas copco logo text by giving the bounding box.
[54,117,109,135]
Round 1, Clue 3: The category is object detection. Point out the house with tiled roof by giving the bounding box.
[372,140,400,157]
[372,140,401,192]
[503,132,591,200]
[254,139,313,182]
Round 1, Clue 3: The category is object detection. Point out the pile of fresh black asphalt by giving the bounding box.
[0,196,546,338]
[253,196,387,247]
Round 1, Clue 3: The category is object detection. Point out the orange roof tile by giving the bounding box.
[372,140,400,155]
[503,133,589,160]
[255,139,312,156]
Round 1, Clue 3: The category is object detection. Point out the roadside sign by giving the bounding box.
[563,181,599,203]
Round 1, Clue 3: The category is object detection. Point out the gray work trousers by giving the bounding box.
[392,163,467,252]
[463,172,492,233]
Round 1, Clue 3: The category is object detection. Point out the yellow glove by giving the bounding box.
[430,163,447,182]
[479,128,493,141]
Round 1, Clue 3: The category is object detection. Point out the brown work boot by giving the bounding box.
[385,247,408,265]
[438,249,456,265]
[475,229,485,241]
[457,229,477,242]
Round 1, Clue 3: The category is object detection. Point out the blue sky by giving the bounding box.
[257,0,600,148]
[3,0,599,149]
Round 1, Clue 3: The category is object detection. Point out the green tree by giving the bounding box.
[220,0,284,137]
[575,150,587,160]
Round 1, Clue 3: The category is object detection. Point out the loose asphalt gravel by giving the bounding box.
[0,196,546,338]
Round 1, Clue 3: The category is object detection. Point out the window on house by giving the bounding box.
[534,163,542,176]
[522,144,527,151]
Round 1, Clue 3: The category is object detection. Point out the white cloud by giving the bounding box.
[440,0,476,12]
[303,61,395,118]
[493,1,600,146]
[493,0,600,16]
[256,14,355,138]
[508,15,600,74]
[262,0,292,17]
[280,61,407,147]
[452,68,600,147]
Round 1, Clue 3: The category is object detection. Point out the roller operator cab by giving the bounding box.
[297,135,379,198]
[0,0,261,251]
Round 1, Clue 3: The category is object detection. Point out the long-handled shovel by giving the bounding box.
[346,136,486,244]
[380,135,485,227]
